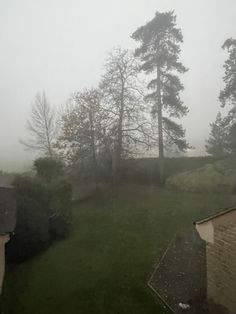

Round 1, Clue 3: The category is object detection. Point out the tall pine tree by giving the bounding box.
[131,11,189,183]
[220,38,236,111]
[218,38,236,155]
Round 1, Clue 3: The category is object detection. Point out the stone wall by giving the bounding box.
[207,220,236,314]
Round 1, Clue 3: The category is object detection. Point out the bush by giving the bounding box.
[34,157,64,182]
[49,215,69,240]
[6,158,72,263]
[7,176,51,262]
[166,165,227,193]
[166,156,236,193]
[49,179,72,239]
[13,175,51,214]
[0,171,15,187]
[7,204,50,262]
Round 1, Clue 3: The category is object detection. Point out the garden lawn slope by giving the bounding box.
[3,185,236,314]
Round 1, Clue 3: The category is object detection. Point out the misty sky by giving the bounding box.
[1,0,236,171]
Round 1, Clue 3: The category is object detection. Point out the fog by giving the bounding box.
[0,0,235,171]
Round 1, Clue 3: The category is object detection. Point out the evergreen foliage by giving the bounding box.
[131,11,189,181]
[207,38,236,156]
[205,112,229,157]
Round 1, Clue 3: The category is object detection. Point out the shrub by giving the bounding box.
[166,157,236,193]
[7,176,51,262]
[49,179,72,239]
[6,158,72,263]
[34,157,64,182]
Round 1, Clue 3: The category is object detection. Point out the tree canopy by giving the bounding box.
[220,38,236,110]
[205,112,229,157]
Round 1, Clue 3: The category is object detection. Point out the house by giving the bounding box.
[0,187,17,295]
[195,207,236,314]
[149,207,236,313]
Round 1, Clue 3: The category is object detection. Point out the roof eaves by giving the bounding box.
[194,207,236,225]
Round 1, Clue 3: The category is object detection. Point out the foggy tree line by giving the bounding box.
[23,11,188,183]
[23,11,236,182]
[206,38,236,157]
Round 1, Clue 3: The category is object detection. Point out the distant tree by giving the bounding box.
[227,122,236,154]
[100,47,152,183]
[220,38,236,111]
[34,157,64,182]
[218,38,236,154]
[57,88,105,181]
[131,11,189,183]
[22,91,57,157]
[205,112,229,157]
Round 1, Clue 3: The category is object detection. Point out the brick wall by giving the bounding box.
[207,220,236,314]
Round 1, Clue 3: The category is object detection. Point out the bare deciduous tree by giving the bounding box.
[100,47,153,182]
[21,91,57,157]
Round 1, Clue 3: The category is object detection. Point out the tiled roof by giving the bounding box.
[195,207,236,225]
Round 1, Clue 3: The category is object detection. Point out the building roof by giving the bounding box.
[0,187,17,235]
[194,207,236,225]
[148,228,207,313]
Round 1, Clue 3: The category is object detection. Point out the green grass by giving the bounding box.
[3,184,236,314]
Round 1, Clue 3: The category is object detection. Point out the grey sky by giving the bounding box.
[0,0,236,171]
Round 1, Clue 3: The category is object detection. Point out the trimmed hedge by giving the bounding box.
[121,156,220,184]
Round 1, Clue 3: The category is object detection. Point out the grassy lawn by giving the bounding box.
[3,184,236,314]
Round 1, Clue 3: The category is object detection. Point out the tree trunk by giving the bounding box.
[157,65,165,184]
[113,81,125,184]
[88,109,98,187]
[45,127,53,158]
